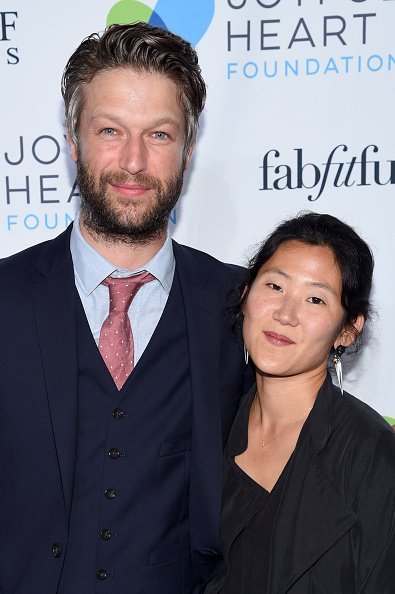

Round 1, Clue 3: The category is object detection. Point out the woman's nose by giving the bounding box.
[272,297,299,326]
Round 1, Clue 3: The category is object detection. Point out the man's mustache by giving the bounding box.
[99,170,162,191]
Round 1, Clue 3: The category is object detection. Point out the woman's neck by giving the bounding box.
[254,367,327,427]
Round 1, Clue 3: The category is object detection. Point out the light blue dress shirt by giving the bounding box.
[70,214,175,365]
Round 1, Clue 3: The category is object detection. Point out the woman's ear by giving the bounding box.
[335,314,365,349]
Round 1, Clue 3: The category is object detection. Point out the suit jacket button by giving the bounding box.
[108,448,121,459]
[97,569,108,581]
[112,408,125,420]
[51,543,62,558]
[101,528,112,541]
[105,488,117,500]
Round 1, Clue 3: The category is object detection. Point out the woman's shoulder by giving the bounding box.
[316,374,390,435]
[311,381,395,506]
[340,389,393,434]
[333,384,393,443]
[322,382,395,474]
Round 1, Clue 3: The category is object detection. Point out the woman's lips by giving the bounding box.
[263,331,296,346]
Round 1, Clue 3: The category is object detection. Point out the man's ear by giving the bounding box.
[335,314,365,349]
[183,141,195,171]
[66,129,78,162]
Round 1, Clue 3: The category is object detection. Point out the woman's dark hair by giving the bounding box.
[235,211,374,343]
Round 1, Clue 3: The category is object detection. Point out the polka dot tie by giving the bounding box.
[99,272,155,390]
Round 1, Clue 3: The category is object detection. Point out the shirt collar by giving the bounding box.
[70,212,175,296]
[227,384,257,457]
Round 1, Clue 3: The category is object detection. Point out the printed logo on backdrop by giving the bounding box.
[259,144,395,201]
[1,11,19,64]
[2,135,77,238]
[107,0,214,45]
[226,0,394,80]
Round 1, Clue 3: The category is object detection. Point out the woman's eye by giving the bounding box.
[308,296,325,305]
[267,283,282,292]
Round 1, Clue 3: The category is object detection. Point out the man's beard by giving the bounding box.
[76,157,184,245]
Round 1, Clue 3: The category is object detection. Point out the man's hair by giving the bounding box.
[61,22,206,159]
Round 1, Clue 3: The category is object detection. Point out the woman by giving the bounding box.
[206,212,395,593]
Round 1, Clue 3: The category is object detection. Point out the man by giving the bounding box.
[0,23,247,594]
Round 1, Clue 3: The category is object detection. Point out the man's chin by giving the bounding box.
[81,208,168,244]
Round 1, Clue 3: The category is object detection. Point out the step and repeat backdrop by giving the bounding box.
[1,0,394,420]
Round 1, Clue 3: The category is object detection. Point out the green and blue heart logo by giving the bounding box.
[107,0,215,46]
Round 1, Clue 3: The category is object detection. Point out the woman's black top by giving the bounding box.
[205,375,395,593]
[207,387,290,593]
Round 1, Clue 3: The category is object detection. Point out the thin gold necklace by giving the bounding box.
[254,394,312,448]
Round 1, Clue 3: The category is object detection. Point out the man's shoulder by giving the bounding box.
[173,241,246,280]
[0,226,72,282]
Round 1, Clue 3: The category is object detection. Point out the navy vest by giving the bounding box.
[58,272,195,594]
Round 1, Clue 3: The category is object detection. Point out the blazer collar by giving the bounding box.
[173,241,225,579]
[172,240,213,301]
[269,374,357,593]
[34,224,74,279]
[308,372,339,452]
[31,223,79,518]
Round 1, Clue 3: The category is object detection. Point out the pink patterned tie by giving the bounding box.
[99,272,154,390]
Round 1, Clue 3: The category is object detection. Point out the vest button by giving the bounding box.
[108,448,121,459]
[51,543,62,558]
[97,569,108,581]
[100,528,112,541]
[112,408,125,420]
[104,488,117,500]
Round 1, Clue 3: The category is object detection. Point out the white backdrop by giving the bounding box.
[1,0,394,420]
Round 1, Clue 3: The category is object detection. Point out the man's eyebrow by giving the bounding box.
[91,114,181,128]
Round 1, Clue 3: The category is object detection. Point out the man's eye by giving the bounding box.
[100,128,116,135]
[153,131,168,140]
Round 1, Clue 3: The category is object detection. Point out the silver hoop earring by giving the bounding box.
[333,345,346,395]
[244,345,249,365]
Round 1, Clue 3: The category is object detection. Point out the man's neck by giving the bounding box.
[79,220,167,270]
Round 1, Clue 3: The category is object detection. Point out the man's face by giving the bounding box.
[68,68,190,244]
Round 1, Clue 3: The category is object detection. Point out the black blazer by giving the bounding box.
[0,225,248,594]
[208,374,395,593]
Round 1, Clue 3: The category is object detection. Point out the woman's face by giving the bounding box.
[243,240,356,379]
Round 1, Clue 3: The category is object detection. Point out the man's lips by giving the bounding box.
[263,331,296,346]
[109,182,151,198]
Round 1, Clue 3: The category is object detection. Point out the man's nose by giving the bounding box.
[119,137,147,175]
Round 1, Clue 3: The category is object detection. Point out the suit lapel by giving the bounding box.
[31,227,79,518]
[268,377,357,593]
[173,242,224,575]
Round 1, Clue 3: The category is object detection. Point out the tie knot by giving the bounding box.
[102,271,154,313]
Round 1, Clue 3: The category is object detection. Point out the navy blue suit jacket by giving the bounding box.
[0,225,248,593]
